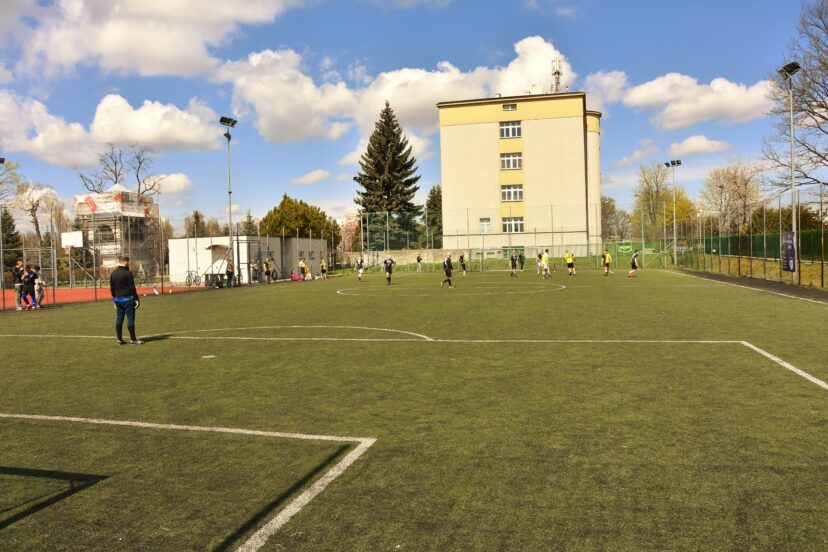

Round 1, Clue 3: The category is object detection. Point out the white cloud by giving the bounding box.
[216,36,576,166]
[667,135,731,157]
[290,169,332,186]
[158,173,194,196]
[16,0,312,78]
[0,63,12,84]
[368,0,452,7]
[584,70,628,112]
[624,73,774,130]
[90,95,222,151]
[0,91,222,167]
[614,138,659,168]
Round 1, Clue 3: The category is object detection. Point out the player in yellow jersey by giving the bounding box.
[564,250,576,276]
[601,249,612,275]
[541,249,551,279]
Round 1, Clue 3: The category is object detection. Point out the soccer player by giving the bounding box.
[541,249,551,279]
[320,258,328,279]
[536,252,542,274]
[601,249,612,275]
[110,255,142,345]
[416,253,422,273]
[356,256,365,281]
[628,249,640,277]
[441,253,454,288]
[510,252,518,277]
[21,265,38,310]
[12,260,24,311]
[225,259,235,287]
[459,253,467,276]
[383,256,396,285]
[518,251,525,271]
[564,250,576,276]
[263,258,271,284]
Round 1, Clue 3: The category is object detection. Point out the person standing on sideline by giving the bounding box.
[541,249,551,279]
[518,251,525,272]
[110,255,142,345]
[22,265,38,310]
[601,249,612,276]
[263,258,271,284]
[34,265,46,307]
[356,256,365,281]
[225,259,235,287]
[383,256,396,285]
[510,252,518,277]
[459,253,467,276]
[416,253,422,273]
[12,261,25,311]
[441,253,454,288]
[564,250,576,276]
[628,250,640,277]
[536,253,542,275]
[320,258,328,279]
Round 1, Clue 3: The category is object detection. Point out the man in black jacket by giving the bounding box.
[12,261,24,311]
[110,255,143,345]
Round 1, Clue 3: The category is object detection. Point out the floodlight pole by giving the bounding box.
[780,62,800,284]
[0,199,5,312]
[221,116,238,285]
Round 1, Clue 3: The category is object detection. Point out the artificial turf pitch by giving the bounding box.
[0,268,826,551]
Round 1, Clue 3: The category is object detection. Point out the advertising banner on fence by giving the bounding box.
[782,232,796,272]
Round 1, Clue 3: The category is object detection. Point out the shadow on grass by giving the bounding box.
[213,443,350,552]
[0,467,108,530]
[141,334,172,343]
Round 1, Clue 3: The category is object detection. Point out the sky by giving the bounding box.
[0,0,804,231]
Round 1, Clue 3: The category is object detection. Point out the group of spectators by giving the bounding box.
[291,258,328,281]
[11,260,46,311]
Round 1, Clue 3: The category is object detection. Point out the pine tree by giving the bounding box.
[1,206,22,269]
[354,101,420,214]
[425,185,442,248]
[240,210,258,236]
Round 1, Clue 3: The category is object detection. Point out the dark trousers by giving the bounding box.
[115,300,137,341]
[226,271,234,287]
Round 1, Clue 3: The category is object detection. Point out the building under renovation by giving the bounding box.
[73,184,160,278]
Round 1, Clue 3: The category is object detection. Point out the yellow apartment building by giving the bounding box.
[437,92,602,254]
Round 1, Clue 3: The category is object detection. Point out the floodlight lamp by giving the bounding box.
[779,62,801,79]
[676,160,682,166]
[0,157,5,164]
[224,131,232,141]
[664,162,670,167]
[220,116,238,128]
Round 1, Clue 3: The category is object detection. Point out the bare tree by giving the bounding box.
[77,144,164,197]
[700,159,762,233]
[1,160,25,201]
[129,145,164,196]
[764,1,828,187]
[13,182,59,244]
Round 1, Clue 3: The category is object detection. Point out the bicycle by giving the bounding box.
[185,270,202,287]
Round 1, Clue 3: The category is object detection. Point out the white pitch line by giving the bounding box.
[741,342,828,391]
[663,270,828,306]
[0,412,376,552]
[174,325,434,342]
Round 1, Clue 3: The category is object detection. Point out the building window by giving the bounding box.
[502,103,517,111]
[499,121,521,138]
[501,185,523,202]
[502,217,524,233]
[500,153,522,170]
[480,218,491,234]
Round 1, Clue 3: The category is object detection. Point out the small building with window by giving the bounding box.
[437,92,601,255]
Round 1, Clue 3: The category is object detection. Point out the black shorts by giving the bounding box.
[322,269,327,274]
[460,263,466,269]
[444,269,453,277]
[567,262,574,268]
[630,262,637,269]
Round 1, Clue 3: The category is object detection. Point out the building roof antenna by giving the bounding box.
[551,58,562,93]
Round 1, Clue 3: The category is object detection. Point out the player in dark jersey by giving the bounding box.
[459,253,467,276]
[356,256,365,281]
[628,250,640,277]
[441,253,454,288]
[510,252,518,277]
[383,256,395,285]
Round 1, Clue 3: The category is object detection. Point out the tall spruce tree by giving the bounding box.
[2,206,22,269]
[354,101,420,214]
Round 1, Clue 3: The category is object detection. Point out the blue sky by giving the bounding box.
[0,0,802,230]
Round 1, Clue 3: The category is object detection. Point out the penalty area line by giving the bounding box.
[0,412,376,552]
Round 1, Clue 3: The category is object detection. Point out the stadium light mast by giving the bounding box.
[220,116,237,284]
[779,61,800,284]
[664,160,681,265]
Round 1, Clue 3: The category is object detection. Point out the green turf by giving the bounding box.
[1,269,826,551]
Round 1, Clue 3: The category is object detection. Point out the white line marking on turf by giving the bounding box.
[175,325,434,342]
[0,412,376,552]
[741,342,828,391]
[663,270,828,306]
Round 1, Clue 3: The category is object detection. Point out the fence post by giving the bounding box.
[762,201,767,280]
[0,204,5,311]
